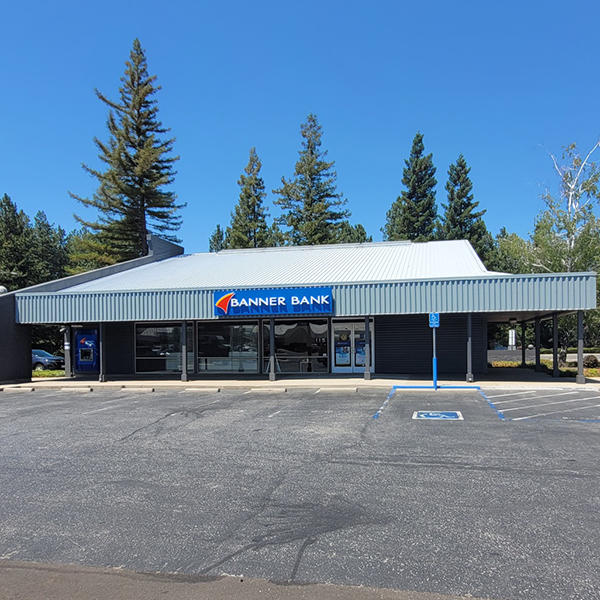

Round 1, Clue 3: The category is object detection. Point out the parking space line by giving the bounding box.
[485,391,537,399]
[267,410,281,418]
[494,391,579,405]
[512,403,600,421]
[500,396,600,413]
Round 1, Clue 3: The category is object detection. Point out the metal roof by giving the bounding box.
[12,239,597,324]
[59,240,489,292]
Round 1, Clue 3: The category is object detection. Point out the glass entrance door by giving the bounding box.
[332,321,374,373]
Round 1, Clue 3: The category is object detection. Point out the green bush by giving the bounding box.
[31,370,65,378]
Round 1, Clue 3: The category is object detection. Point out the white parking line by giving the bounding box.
[512,403,600,421]
[486,391,537,399]
[500,396,600,413]
[82,405,119,415]
[493,391,579,405]
[267,410,281,418]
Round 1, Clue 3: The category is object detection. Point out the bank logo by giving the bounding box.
[214,287,333,317]
[215,292,236,315]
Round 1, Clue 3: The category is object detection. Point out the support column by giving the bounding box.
[576,310,585,384]
[552,313,559,378]
[466,313,474,382]
[364,316,371,381]
[181,321,188,382]
[521,322,527,368]
[63,325,72,377]
[269,318,276,381]
[534,317,541,372]
[98,323,105,383]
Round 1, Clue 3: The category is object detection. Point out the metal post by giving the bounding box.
[552,313,559,378]
[269,318,276,381]
[534,317,541,372]
[99,323,105,383]
[364,316,371,381]
[576,310,585,384]
[63,325,72,377]
[521,322,527,368]
[432,327,438,391]
[466,314,474,383]
[181,321,188,382]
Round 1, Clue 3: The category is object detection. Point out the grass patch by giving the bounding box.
[31,370,66,378]
[489,360,600,378]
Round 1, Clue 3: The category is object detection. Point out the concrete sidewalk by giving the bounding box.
[0,560,492,600]
[3,370,599,391]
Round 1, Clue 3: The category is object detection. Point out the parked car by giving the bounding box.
[31,349,65,371]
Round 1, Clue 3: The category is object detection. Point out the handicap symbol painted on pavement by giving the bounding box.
[412,410,464,420]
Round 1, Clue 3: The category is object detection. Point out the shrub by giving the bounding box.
[583,355,599,368]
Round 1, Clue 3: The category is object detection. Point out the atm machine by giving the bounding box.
[74,328,99,373]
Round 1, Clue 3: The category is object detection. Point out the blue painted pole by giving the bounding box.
[432,327,437,391]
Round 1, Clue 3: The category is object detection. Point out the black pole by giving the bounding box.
[534,317,541,372]
[521,322,527,368]
[181,321,188,382]
[466,314,473,382]
[63,325,72,378]
[99,323,105,383]
[576,310,585,384]
[552,313,559,378]
[269,318,276,381]
[364,316,371,381]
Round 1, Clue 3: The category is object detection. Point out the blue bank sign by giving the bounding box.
[214,287,333,317]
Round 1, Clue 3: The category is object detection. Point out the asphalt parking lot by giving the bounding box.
[0,386,599,600]
[483,388,600,421]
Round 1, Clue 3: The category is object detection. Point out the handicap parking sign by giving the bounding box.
[428,312,440,328]
[412,410,463,420]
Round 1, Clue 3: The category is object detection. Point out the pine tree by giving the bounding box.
[70,38,183,265]
[439,154,493,261]
[274,114,349,245]
[338,222,372,243]
[383,132,437,241]
[225,148,270,249]
[30,212,69,284]
[209,225,226,252]
[0,194,34,290]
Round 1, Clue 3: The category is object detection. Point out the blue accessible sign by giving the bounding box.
[412,410,464,420]
[429,312,440,328]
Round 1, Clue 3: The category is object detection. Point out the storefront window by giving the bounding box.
[263,320,328,373]
[135,324,193,373]
[197,322,259,373]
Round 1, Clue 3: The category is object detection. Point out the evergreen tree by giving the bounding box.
[225,148,270,249]
[0,194,34,290]
[274,114,349,245]
[439,154,493,262]
[209,224,226,252]
[71,38,183,266]
[383,132,437,241]
[30,212,69,284]
[338,222,372,243]
[267,221,286,247]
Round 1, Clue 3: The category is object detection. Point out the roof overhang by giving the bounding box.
[14,272,597,324]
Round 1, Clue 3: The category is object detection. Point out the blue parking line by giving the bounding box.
[372,388,396,419]
[391,384,481,391]
[479,390,506,420]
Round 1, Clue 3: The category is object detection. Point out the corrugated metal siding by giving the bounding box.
[375,314,487,375]
[14,273,597,324]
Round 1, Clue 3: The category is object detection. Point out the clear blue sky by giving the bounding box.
[1,0,598,253]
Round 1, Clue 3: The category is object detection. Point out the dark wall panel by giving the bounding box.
[374,314,487,375]
[0,294,31,382]
[105,322,134,375]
